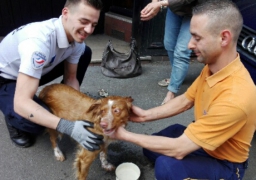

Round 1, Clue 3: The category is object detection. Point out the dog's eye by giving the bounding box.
[113,109,120,113]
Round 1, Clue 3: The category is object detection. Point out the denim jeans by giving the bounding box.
[164,9,192,93]
[0,46,92,134]
[143,124,248,180]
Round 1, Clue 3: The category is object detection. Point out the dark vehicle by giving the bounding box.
[234,0,256,84]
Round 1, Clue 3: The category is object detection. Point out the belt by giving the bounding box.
[225,159,249,169]
[232,160,248,169]
[0,76,16,85]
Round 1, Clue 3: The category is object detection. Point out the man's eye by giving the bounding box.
[195,37,200,41]
[80,20,88,25]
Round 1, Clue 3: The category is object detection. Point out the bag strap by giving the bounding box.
[102,40,112,61]
[130,38,137,50]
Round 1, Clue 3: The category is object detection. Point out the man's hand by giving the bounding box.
[56,118,104,151]
[108,126,127,140]
[129,105,148,122]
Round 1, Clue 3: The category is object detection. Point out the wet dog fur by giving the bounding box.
[39,83,133,180]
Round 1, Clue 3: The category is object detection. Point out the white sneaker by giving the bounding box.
[158,78,170,87]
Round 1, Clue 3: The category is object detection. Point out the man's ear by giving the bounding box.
[62,7,69,17]
[221,30,232,47]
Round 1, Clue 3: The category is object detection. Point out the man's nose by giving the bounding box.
[84,25,93,34]
[188,37,195,50]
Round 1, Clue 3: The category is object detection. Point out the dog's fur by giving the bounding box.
[39,84,133,180]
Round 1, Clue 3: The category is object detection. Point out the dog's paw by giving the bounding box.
[102,163,115,171]
[54,147,65,162]
[100,151,115,171]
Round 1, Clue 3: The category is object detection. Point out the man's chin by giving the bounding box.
[196,57,205,64]
[75,35,87,43]
[75,38,85,43]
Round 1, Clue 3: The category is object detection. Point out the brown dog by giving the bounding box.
[39,83,133,180]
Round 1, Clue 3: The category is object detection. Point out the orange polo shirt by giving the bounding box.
[184,55,256,163]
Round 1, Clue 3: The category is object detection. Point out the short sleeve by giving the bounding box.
[66,43,85,64]
[18,38,50,79]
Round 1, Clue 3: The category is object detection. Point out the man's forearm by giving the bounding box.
[14,99,60,129]
[64,79,80,91]
[121,130,183,158]
[14,73,61,129]
[145,94,193,121]
[120,130,200,159]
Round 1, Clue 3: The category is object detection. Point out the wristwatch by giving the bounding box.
[158,0,168,12]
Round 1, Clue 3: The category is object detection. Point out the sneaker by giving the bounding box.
[5,117,35,148]
[158,78,170,87]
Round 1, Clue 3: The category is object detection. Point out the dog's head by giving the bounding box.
[88,96,133,135]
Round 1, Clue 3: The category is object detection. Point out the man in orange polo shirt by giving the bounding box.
[109,0,256,179]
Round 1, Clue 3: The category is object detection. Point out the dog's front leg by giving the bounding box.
[99,144,115,171]
[48,129,65,161]
[74,147,100,180]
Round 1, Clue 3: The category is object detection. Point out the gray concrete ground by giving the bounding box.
[0,35,256,180]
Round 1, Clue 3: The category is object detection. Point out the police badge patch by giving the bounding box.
[32,51,47,69]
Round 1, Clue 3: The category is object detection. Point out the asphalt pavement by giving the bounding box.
[0,57,256,180]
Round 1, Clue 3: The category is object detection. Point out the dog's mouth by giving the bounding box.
[103,127,115,136]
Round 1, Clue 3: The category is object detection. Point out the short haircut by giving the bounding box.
[64,0,103,11]
[193,0,243,43]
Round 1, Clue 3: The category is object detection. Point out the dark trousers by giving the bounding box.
[143,124,248,180]
[0,46,92,134]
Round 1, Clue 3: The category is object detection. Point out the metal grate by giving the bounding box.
[237,25,256,64]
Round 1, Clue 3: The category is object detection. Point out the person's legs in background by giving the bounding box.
[0,46,92,148]
[165,15,191,104]
[159,9,180,88]
[160,9,192,104]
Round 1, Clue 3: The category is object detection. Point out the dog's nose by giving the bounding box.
[100,121,108,128]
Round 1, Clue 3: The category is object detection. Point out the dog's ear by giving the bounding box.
[87,100,101,114]
[87,99,105,121]
[125,96,133,103]
[124,96,133,111]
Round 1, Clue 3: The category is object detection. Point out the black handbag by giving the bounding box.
[101,39,142,78]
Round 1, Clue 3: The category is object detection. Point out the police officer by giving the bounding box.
[0,0,104,150]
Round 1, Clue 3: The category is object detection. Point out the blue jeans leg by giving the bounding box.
[164,9,192,93]
[143,124,247,180]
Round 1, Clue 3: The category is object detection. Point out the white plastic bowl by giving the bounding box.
[115,162,141,180]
